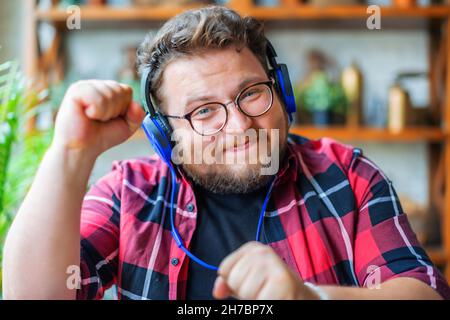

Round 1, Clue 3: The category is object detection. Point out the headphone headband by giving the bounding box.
[265,39,279,70]
[140,68,156,116]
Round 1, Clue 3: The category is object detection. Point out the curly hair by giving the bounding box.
[136,5,268,110]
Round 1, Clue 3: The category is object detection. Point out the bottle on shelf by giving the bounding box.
[388,83,408,133]
[341,62,363,127]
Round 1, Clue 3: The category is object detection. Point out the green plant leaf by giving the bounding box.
[0,61,53,287]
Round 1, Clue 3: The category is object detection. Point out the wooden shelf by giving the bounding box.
[290,126,445,142]
[35,5,450,22]
[249,5,450,20]
[36,5,198,22]
[130,126,445,143]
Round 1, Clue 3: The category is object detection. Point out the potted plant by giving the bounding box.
[298,71,348,126]
[0,61,53,294]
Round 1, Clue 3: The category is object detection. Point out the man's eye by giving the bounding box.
[192,106,216,120]
[198,108,210,115]
[241,89,262,100]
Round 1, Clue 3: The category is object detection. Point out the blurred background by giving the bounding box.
[1,0,450,295]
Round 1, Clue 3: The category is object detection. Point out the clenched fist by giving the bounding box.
[213,242,321,300]
[53,80,146,158]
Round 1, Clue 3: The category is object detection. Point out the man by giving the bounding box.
[3,6,450,300]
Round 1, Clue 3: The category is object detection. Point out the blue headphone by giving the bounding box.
[140,39,296,271]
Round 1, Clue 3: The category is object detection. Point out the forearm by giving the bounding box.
[2,145,96,299]
[316,277,443,300]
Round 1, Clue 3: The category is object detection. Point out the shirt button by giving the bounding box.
[186,203,195,212]
[171,258,179,266]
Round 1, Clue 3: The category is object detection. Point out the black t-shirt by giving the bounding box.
[186,184,268,300]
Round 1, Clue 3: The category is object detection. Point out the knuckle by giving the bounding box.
[89,107,100,118]
[121,87,133,99]
[102,90,114,101]
[97,94,107,106]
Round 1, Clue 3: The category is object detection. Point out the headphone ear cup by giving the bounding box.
[141,114,173,164]
[272,64,297,121]
[269,69,280,95]
[156,113,173,138]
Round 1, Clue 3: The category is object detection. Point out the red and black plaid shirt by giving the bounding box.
[78,134,450,300]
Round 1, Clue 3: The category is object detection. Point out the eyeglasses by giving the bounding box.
[161,79,275,136]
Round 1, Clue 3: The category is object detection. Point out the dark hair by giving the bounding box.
[136,5,268,110]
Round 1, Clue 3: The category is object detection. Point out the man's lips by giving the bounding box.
[232,139,250,152]
[223,136,252,153]
[214,136,269,153]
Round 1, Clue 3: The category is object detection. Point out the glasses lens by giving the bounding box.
[238,83,273,117]
[190,103,227,135]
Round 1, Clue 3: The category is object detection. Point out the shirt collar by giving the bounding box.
[274,141,299,185]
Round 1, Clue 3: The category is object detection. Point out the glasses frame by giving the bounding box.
[161,78,275,136]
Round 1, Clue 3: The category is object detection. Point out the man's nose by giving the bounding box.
[223,101,252,134]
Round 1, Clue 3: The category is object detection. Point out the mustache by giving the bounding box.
[224,135,250,151]
[207,131,271,152]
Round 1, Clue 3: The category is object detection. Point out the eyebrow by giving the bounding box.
[183,76,268,113]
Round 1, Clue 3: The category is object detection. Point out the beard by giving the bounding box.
[181,137,287,194]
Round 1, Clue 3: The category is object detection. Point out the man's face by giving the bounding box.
[159,46,289,193]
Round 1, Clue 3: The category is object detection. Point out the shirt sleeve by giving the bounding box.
[348,151,450,300]
[76,162,122,300]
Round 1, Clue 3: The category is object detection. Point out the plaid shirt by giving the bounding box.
[78,134,450,300]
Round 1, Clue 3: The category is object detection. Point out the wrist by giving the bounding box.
[48,141,98,165]
[46,143,97,180]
